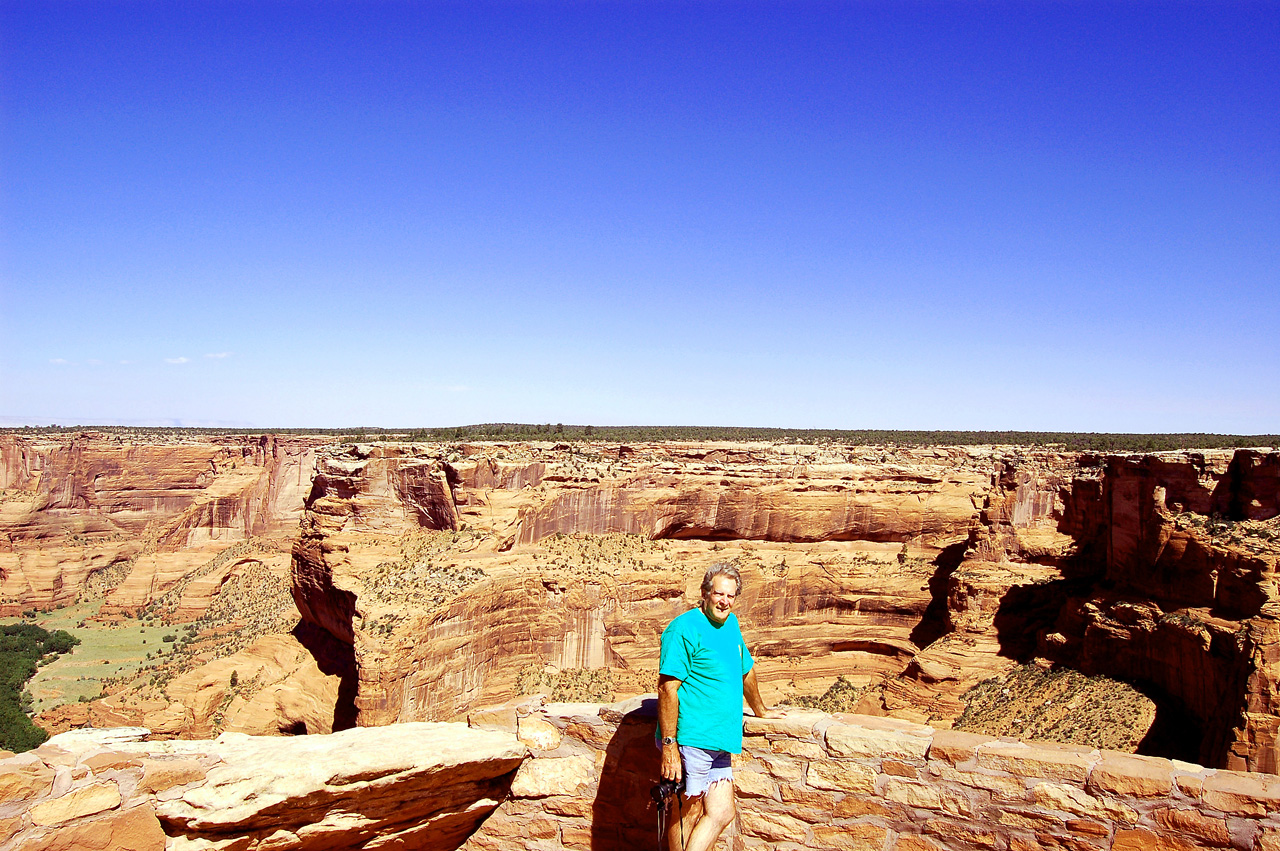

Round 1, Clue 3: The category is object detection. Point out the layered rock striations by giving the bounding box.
[287,442,1006,730]
[0,433,324,616]
[13,433,1280,780]
[514,464,984,544]
[873,451,1086,723]
[285,441,1280,774]
[0,723,525,850]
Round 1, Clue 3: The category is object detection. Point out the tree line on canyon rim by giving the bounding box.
[4,424,1278,451]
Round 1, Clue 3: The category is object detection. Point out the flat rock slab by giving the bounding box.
[157,722,526,832]
[3,724,527,851]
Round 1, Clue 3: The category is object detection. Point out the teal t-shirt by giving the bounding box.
[659,607,754,754]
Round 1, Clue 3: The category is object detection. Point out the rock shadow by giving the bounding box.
[1211,449,1279,522]
[909,542,968,649]
[1135,685,1204,764]
[292,619,358,732]
[590,698,665,851]
[993,571,1101,664]
[993,579,1074,663]
[991,578,1225,767]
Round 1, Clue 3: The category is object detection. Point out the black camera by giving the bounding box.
[651,776,685,813]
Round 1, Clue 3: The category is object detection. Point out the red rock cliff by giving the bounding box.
[1041,451,1280,771]
[0,433,323,614]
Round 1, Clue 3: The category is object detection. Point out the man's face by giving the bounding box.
[701,574,738,626]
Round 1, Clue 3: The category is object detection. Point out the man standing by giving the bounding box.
[658,563,783,851]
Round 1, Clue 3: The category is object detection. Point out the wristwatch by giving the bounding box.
[661,736,677,746]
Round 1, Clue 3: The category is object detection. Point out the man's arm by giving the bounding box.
[743,667,785,719]
[658,674,682,781]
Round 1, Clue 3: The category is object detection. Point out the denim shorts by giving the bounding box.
[678,745,733,797]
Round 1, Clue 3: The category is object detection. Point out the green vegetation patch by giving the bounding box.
[404,426,1280,451]
[4,424,1277,452]
[0,623,80,751]
[17,604,178,712]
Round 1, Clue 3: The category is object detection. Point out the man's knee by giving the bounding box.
[701,779,735,828]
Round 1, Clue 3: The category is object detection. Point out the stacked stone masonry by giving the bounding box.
[4,701,1280,850]
[465,697,1280,851]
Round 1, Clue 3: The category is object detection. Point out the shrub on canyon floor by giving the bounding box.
[0,623,80,751]
[515,665,659,703]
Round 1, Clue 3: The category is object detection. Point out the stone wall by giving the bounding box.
[465,697,1280,851]
[6,702,1280,850]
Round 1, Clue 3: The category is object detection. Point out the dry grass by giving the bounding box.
[12,604,177,711]
[515,664,658,703]
[954,663,1156,752]
[785,675,878,714]
[533,532,672,574]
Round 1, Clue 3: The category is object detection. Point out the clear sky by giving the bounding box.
[1,1,1276,432]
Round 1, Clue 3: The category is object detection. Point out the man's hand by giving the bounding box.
[742,667,785,719]
[661,742,682,782]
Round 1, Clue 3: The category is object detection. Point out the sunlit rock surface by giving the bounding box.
[0,724,524,850]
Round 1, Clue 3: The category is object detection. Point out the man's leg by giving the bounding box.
[682,778,735,851]
[666,792,703,851]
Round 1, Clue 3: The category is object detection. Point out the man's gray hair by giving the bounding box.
[700,562,742,597]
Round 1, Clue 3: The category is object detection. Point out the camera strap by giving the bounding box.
[656,792,684,851]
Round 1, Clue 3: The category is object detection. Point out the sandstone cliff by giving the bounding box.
[283,441,1280,774]
[0,723,525,850]
[1039,451,1280,772]
[15,435,1280,779]
[0,433,324,617]
[286,442,1005,731]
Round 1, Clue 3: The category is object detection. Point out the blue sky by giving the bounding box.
[1,1,1276,431]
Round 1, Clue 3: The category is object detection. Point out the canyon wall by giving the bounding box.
[11,435,1279,779]
[284,442,1280,774]
[1040,451,1280,772]
[0,433,324,617]
[286,442,1011,730]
